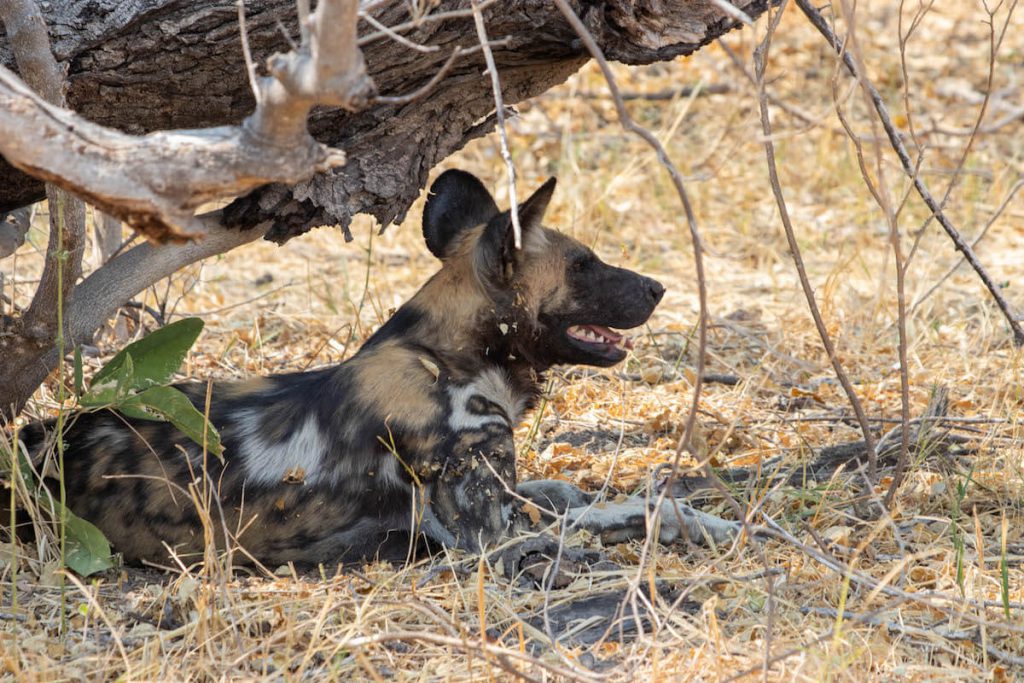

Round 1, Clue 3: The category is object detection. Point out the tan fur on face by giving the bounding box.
[513,228,576,318]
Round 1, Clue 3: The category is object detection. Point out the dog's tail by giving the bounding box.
[6,419,52,466]
[2,420,59,544]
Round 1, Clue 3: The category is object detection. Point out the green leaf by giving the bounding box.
[63,509,115,576]
[135,386,223,459]
[36,490,114,577]
[80,353,134,407]
[92,318,203,392]
[73,347,84,397]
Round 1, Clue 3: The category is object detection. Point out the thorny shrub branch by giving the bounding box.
[794,0,1024,347]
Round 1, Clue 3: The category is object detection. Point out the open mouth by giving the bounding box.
[566,324,634,352]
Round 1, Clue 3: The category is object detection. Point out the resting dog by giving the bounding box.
[18,170,736,567]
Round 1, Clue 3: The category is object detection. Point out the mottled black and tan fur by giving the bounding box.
[16,170,737,568]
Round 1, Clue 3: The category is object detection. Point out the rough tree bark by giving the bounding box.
[0,0,771,419]
[0,0,88,421]
[0,0,769,241]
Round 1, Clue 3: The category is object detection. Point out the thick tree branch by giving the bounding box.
[0,0,87,384]
[0,0,769,242]
[0,0,374,243]
[1,213,269,418]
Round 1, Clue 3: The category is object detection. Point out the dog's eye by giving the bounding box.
[571,254,590,272]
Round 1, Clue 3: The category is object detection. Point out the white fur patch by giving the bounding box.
[475,368,528,425]
[236,411,327,486]
[376,454,406,490]
[446,368,527,432]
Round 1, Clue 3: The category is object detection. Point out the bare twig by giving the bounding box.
[374,48,461,105]
[911,179,1024,313]
[470,0,521,248]
[752,0,879,476]
[803,606,1024,667]
[794,0,1024,346]
[826,0,911,506]
[360,11,440,53]
[546,83,732,101]
[236,0,262,105]
[340,630,598,682]
[709,0,755,26]
[903,1,1014,270]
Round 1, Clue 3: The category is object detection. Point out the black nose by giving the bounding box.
[645,278,665,306]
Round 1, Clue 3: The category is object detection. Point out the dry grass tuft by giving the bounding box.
[3,3,1024,680]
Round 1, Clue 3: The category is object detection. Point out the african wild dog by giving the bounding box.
[17,170,737,568]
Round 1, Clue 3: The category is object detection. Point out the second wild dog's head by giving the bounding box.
[393,169,665,371]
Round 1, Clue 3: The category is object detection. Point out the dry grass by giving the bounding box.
[3,2,1024,680]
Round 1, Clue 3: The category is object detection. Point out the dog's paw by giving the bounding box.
[494,537,612,588]
[563,496,740,547]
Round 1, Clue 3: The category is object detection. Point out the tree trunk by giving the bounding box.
[0,0,770,243]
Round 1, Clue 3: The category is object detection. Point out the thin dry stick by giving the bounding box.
[236,0,261,105]
[550,0,708,499]
[374,48,461,106]
[341,631,598,682]
[803,606,1024,668]
[794,0,1024,346]
[548,2,780,670]
[752,0,879,477]
[902,0,1016,268]
[911,179,1024,312]
[470,0,521,248]
[831,0,910,506]
[758,514,1024,635]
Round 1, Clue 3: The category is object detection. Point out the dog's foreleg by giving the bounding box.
[561,496,740,547]
[515,479,594,512]
[424,427,518,552]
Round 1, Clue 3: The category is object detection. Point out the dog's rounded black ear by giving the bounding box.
[422,170,500,259]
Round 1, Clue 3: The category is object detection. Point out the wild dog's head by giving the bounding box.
[419,170,664,371]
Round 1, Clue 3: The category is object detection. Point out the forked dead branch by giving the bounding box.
[795,0,1024,347]
[0,0,374,244]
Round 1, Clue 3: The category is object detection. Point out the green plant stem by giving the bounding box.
[8,431,17,615]
[54,194,68,637]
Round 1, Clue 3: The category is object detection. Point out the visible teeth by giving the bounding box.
[568,325,635,350]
